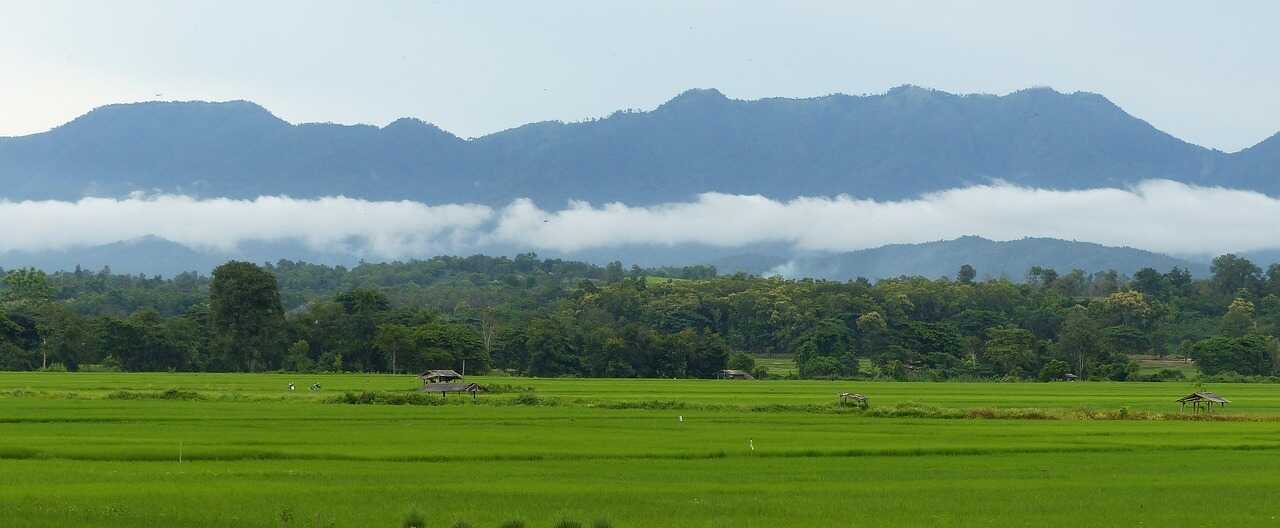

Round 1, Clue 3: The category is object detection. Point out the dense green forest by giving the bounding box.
[2,254,1278,381]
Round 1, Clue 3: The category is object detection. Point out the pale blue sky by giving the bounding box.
[2,0,1276,151]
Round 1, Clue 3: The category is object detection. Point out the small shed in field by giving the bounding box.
[419,381,485,400]
[1177,391,1230,413]
[716,369,754,380]
[420,382,485,394]
[420,369,464,384]
[839,392,869,408]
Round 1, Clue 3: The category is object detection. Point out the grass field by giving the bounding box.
[3,373,1280,527]
[751,355,797,376]
[755,354,1201,380]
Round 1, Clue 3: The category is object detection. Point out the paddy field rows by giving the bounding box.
[2,373,1279,527]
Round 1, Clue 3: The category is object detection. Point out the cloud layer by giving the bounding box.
[3,180,1280,258]
[1,194,492,257]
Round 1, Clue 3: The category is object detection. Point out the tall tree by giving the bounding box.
[1,268,53,307]
[209,261,287,371]
[373,323,413,374]
[1211,254,1262,296]
[984,325,1037,376]
[1221,298,1257,338]
[1056,305,1103,378]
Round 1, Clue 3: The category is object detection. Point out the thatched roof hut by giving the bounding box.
[716,369,754,380]
[419,382,485,393]
[420,369,464,384]
[839,392,868,408]
[1177,391,1230,412]
[419,382,485,400]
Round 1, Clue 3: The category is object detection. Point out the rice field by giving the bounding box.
[2,372,1280,527]
[750,355,797,376]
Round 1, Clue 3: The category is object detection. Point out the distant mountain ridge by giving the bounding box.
[1,235,1231,281]
[2,86,1277,206]
[715,236,1212,280]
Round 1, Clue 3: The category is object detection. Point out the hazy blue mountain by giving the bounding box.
[2,86,1275,206]
[0,101,469,201]
[1226,133,1280,190]
[0,237,224,277]
[0,237,370,277]
[1,234,1228,283]
[750,236,1211,281]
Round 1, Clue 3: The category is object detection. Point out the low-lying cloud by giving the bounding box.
[497,179,1280,257]
[1,194,492,257]
[3,180,1280,258]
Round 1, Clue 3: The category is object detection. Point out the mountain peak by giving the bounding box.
[381,117,462,142]
[886,84,943,96]
[659,88,730,109]
[57,100,288,135]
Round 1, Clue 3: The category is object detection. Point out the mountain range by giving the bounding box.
[0,235,1218,282]
[2,86,1276,279]
[2,86,1277,206]
[720,236,1211,280]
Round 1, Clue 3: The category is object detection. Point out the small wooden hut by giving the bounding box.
[420,369,464,384]
[417,370,484,399]
[839,392,869,409]
[1177,391,1230,413]
[716,369,755,380]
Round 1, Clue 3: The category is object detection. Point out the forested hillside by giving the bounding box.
[3,86,1276,205]
[757,236,1207,280]
[3,254,1278,381]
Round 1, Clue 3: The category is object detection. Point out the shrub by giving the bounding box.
[331,391,446,406]
[750,366,769,379]
[481,384,534,394]
[1038,359,1071,381]
[498,520,526,528]
[727,352,755,371]
[592,519,614,528]
[880,359,908,381]
[553,520,583,528]
[801,356,842,378]
[511,393,543,406]
[105,389,202,401]
[402,510,426,528]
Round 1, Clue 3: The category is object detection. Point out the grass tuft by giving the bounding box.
[401,509,426,528]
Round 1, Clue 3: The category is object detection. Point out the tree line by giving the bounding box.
[3,253,1279,380]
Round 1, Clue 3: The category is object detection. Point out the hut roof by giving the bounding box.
[420,369,463,380]
[1176,391,1230,404]
[420,382,485,393]
[717,369,755,379]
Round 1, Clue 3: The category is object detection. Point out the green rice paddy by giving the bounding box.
[2,373,1279,527]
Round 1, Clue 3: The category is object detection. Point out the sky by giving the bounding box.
[1,0,1277,152]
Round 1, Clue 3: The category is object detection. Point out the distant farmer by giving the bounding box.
[288,383,295,391]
